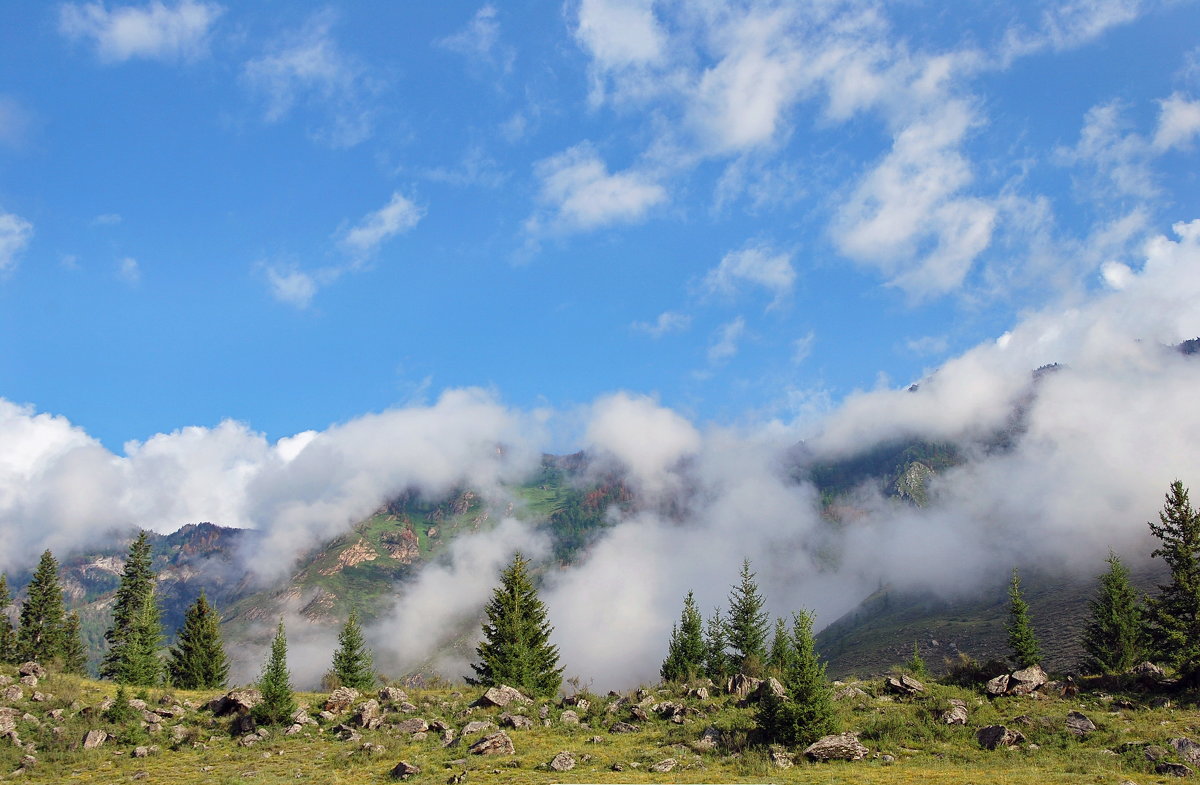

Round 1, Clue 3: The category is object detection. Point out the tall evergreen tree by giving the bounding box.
[254,619,297,726]
[467,552,562,697]
[16,550,67,663]
[1145,481,1200,682]
[1007,568,1041,669]
[703,606,731,682]
[726,558,769,675]
[168,592,230,690]
[767,617,794,677]
[758,610,835,747]
[660,591,705,683]
[906,641,928,678]
[0,574,16,664]
[1081,551,1144,674]
[102,531,160,682]
[61,611,88,675]
[331,610,375,690]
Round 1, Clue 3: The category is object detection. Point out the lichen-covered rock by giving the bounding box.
[977,725,1026,750]
[560,710,580,725]
[354,699,383,730]
[549,751,575,771]
[833,685,869,701]
[379,687,408,704]
[650,758,677,772]
[323,688,360,713]
[1008,664,1048,695]
[803,733,869,761]
[500,713,532,729]
[770,750,795,768]
[751,678,787,701]
[1170,737,1200,766]
[2,686,22,703]
[1156,762,1194,777]
[82,729,107,750]
[389,760,420,780]
[884,675,925,696]
[939,699,968,725]
[17,663,46,680]
[984,674,1009,696]
[725,674,762,699]
[1065,711,1096,736]
[461,720,495,735]
[396,718,428,735]
[468,731,514,756]
[475,685,530,709]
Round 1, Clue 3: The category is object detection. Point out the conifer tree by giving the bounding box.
[254,619,297,726]
[61,611,88,675]
[1007,568,1041,669]
[16,550,67,663]
[767,617,794,677]
[168,592,229,690]
[726,558,769,675]
[102,531,160,682]
[331,609,375,690]
[467,552,562,697]
[758,610,835,747]
[703,606,731,682]
[660,591,705,682]
[906,641,928,678]
[1081,551,1144,674]
[1145,481,1200,682]
[0,574,16,664]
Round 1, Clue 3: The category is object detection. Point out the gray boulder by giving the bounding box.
[1170,737,1200,766]
[977,725,1026,750]
[884,675,926,696]
[984,674,1010,696]
[1008,664,1048,695]
[468,731,514,755]
[649,758,677,772]
[82,729,107,750]
[1064,711,1096,736]
[323,687,360,713]
[939,699,968,725]
[803,732,869,761]
[389,760,420,780]
[17,663,46,680]
[549,751,576,771]
[475,685,529,709]
[1157,762,1194,777]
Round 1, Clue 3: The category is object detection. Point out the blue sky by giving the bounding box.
[1,0,1198,450]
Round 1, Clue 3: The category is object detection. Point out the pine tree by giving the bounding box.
[102,531,160,682]
[703,606,731,682]
[254,619,297,726]
[1007,568,1041,669]
[1145,481,1200,682]
[767,617,794,677]
[758,610,835,747]
[0,574,16,664]
[726,558,769,675]
[16,550,67,663]
[168,592,230,690]
[332,610,375,690]
[660,591,705,683]
[1081,551,1144,674]
[61,611,88,675]
[906,641,928,678]
[468,552,562,697]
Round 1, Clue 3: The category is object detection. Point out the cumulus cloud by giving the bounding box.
[1000,0,1144,63]
[703,244,795,308]
[340,192,424,260]
[583,392,701,500]
[0,211,33,274]
[1154,92,1200,151]
[527,143,666,234]
[59,0,223,62]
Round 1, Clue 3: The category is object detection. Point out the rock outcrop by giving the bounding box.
[803,733,869,761]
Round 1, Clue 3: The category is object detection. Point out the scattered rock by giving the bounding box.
[977,725,1026,750]
[751,678,787,701]
[549,751,575,771]
[803,732,869,761]
[985,674,1010,696]
[379,687,408,704]
[354,699,383,730]
[1130,661,1166,680]
[82,730,108,750]
[389,760,421,780]
[396,718,429,735]
[608,721,638,734]
[833,685,869,701]
[688,686,710,700]
[649,758,677,772]
[939,699,968,725]
[630,706,650,722]
[131,746,159,758]
[770,749,794,768]
[208,689,261,717]
[461,720,495,735]
[1065,711,1096,736]
[1170,737,1200,766]
[468,731,514,756]
[693,726,720,752]
[559,710,580,725]
[1145,745,1171,762]
[1156,762,1194,777]
[2,686,22,703]
[884,675,925,696]
[18,676,37,688]
[474,686,529,709]
[1008,664,1048,695]
[725,674,762,699]
[323,688,360,713]
[16,663,45,680]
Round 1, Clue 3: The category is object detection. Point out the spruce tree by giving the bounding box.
[254,619,297,725]
[16,550,67,663]
[468,552,562,697]
[61,611,88,675]
[660,591,705,683]
[767,617,793,677]
[102,531,160,682]
[0,574,16,664]
[703,606,732,682]
[1081,551,1144,674]
[906,641,928,678]
[1007,568,1041,669]
[1145,481,1200,682]
[331,610,375,690]
[758,610,835,747]
[168,592,230,690]
[726,558,769,675]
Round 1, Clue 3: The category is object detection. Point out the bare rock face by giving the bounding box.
[1008,665,1048,695]
[396,718,429,735]
[939,699,969,725]
[977,725,1027,750]
[985,674,1010,696]
[1065,711,1096,736]
[17,663,46,680]
[475,685,530,709]
[884,675,926,696]
[323,687,360,713]
[461,720,495,735]
[803,733,869,761]
[379,687,408,704]
[549,751,576,771]
[389,760,421,780]
[468,731,514,756]
[1170,737,1200,766]
[208,689,261,717]
[82,729,108,750]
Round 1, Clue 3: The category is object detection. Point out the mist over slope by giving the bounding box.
[0,220,1198,689]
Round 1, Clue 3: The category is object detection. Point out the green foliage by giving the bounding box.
[767,617,794,677]
[0,574,15,664]
[17,550,67,663]
[703,606,732,682]
[1081,551,1144,674]
[103,683,140,725]
[467,552,563,697]
[332,609,375,690]
[61,611,88,675]
[102,531,164,685]
[906,641,928,678]
[254,619,297,726]
[660,591,705,683]
[168,592,229,690]
[1145,480,1200,682]
[1007,568,1041,669]
[726,558,769,675]
[757,610,836,747]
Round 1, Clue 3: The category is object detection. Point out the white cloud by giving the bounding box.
[117,256,140,284]
[631,310,691,338]
[792,330,815,364]
[707,316,746,364]
[265,265,318,308]
[1000,0,1144,63]
[703,244,795,308]
[437,4,513,73]
[1057,101,1158,200]
[1153,92,1200,151]
[59,0,222,62]
[574,0,664,70]
[340,192,424,260]
[527,143,666,234]
[0,212,33,274]
[905,334,949,356]
[583,392,701,499]
[242,12,373,148]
